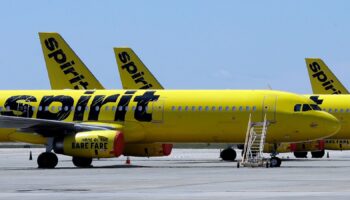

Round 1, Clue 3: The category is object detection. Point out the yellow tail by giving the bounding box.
[305,58,348,94]
[114,47,163,89]
[39,32,104,90]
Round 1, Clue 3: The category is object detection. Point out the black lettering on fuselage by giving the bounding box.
[133,91,160,122]
[37,95,74,120]
[0,95,37,118]
[88,94,119,121]
[309,62,341,94]
[114,91,135,122]
[44,37,89,89]
[118,52,153,89]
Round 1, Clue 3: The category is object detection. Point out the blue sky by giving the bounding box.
[0,1,350,93]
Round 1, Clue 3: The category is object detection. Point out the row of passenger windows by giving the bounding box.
[325,140,349,144]
[323,108,350,113]
[0,105,258,112]
[171,106,257,112]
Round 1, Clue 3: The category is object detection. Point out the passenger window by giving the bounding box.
[205,106,210,111]
[38,106,42,111]
[239,106,243,112]
[172,106,176,111]
[302,104,311,112]
[334,109,338,113]
[64,106,69,111]
[198,106,203,111]
[105,106,110,111]
[125,106,129,111]
[185,106,189,111]
[218,106,223,111]
[232,106,236,111]
[112,106,117,111]
[58,106,62,111]
[132,106,136,111]
[328,108,332,113]
[340,109,344,113]
[45,106,49,111]
[31,106,36,111]
[85,106,89,111]
[246,106,250,111]
[95,106,100,111]
[252,106,257,112]
[294,104,301,112]
[118,106,123,111]
[71,106,75,111]
[192,106,196,111]
[212,106,216,111]
[138,106,143,111]
[178,106,182,111]
[77,106,82,111]
[51,106,55,111]
[225,106,230,111]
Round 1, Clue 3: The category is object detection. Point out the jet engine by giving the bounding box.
[53,130,124,158]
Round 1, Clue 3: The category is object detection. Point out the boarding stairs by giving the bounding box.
[240,114,269,167]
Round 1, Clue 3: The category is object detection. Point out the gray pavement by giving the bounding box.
[0,148,350,200]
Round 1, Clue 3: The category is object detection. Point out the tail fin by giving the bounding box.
[114,47,163,89]
[305,58,348,94]
[39,32,104,90]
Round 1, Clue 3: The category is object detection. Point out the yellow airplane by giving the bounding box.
[38,32,173,160]
[0,35,340,169]
[275,58,350,158]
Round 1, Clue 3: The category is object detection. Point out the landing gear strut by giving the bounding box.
[220,147,237,161]
[37,152,58,169]
[72,157,93,168]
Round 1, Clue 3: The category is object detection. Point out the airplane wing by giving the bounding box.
[0,115,117,137]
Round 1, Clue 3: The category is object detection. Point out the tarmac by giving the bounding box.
[0,148,350,200]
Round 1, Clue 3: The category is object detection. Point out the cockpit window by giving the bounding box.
[302,104,312,112]
[294,104,301,112]
[310,104,322,111]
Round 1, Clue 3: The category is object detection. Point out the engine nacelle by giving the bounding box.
[123,143,173,157]
[53,130,124,158]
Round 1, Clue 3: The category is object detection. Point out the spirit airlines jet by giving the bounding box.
[275,58,350,158]
[38,32,173,159]
[23,33,339,169]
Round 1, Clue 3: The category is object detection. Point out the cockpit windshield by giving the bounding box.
[294,104,322,112]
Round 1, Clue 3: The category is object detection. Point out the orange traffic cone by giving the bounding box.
[125,156,131,165]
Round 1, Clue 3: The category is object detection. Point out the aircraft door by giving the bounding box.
[262,95,277,122]
[151,100,164,123]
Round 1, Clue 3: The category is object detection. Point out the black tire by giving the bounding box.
[37,152,58,169]
[72,157,93,168]
[311,150,325,158]
[294,151,308,158]
[220,148,237,161]
[270,157,281,167]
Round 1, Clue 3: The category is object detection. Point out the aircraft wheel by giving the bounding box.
[37,152,58,169]
[72,157,93,168]
[311,150,325,158]
[220,147,237,161]
[269,157,281,167]
[293,151,308,158]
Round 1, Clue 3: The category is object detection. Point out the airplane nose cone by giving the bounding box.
[316,112,340,139]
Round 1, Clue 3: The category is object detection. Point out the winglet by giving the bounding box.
[305,58,349,94]
[114,47,163,89]
[39,32,104,90]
